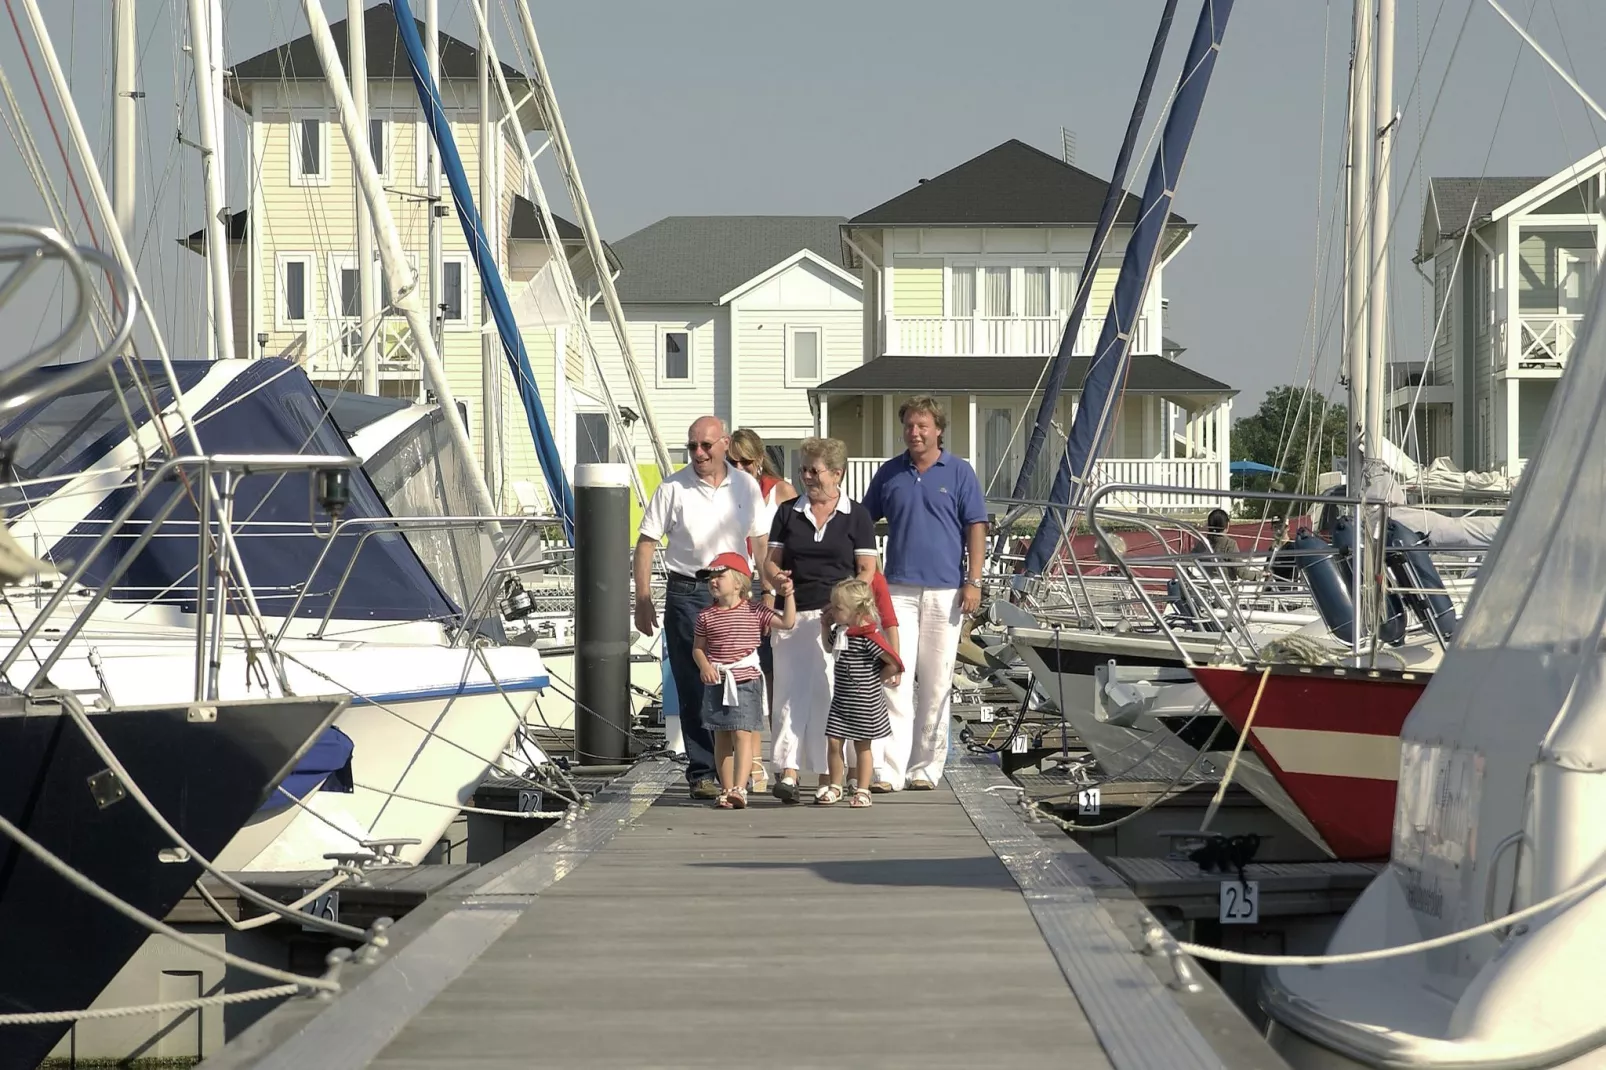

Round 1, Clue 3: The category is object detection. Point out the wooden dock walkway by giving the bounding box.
[200,756,1287,1070]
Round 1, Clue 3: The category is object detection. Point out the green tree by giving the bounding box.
[1231,386,1348,516]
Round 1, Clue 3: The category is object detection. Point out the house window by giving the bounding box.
[339,265,360,319]
[1022,266,1051,318]
[575,412,611,466]
[441,259,467,322]
[1056,267,1081,316]
[786,327,822,386]
[660,329,691,385]
[949,266,976,317]
[367,118,389,177]
[291,118,327,184]
[276,254,311,329]
[982,266,1011,317]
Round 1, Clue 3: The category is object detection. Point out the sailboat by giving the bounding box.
[1261,137,1606,1070]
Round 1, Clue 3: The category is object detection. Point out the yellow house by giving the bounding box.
[187,3,612,513]
[831,139,1234,510]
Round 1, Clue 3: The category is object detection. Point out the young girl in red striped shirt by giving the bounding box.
[693,552,796,808]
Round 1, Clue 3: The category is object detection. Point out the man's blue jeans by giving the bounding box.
[664,575,715,784]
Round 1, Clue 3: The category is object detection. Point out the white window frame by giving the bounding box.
[366,116,392,180]
[274,252,313,331]
[327,253,361,322]
[290,116,330,187]
[657,326,695,389]
[784,325,823,388]
[440,255,473,329]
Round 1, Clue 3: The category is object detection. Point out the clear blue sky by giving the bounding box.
[4,0,1606,413]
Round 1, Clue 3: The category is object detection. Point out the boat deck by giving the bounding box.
[199,756,1287,1070]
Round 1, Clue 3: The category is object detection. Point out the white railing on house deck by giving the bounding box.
[888,314,1155,357]
[842,456,1224,511]
[299,318,424,381]
[1515,313,1581,369]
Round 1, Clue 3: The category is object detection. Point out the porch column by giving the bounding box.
[819,394,830,437]
[967,393,978,470]
[1505,379,1519,468]
[882,393,897,455]
[1218,400,1232,487]
[1143,396,1158,458]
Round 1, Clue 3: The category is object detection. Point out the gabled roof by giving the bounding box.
[609,216,851,304]
[813,355,1233,401]
[227,3,525,88]
[1417,177,1546,261]
[846,139,1188,228]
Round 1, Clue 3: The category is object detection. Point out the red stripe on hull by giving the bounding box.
[1191,666,1427,861]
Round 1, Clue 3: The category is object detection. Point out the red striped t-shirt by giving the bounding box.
[694,601,778,683]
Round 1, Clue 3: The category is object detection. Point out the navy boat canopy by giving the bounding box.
[256,725,355,816]
[4,359,459,623]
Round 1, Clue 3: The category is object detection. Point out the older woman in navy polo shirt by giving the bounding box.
[760,436,879,803]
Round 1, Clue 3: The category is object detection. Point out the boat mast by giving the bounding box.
[508,0,674,480]
[1366,0,1395,469]
[352,0,378,392]
[187,0,234,361]
[112,0,136,241]
[298,0,502,525]
[1344,0,1373,490]
[426,0,442,349]
[478,0,501,498]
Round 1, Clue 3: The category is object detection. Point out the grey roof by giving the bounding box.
[228,3,525,86]
[609,216,852,304]
[847,139,1187,228]
[813,355,1234,399]
[1418,176,1546,261]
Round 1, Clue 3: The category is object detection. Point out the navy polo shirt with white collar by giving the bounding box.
[861,449,987,589]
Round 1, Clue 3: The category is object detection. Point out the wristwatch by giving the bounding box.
[961,579,981,589]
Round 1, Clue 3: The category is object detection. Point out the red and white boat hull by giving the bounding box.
[1190,665,1428,859]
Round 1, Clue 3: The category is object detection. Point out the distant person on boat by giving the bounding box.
[728,428,798,792]
[860,396,988,792]
[634,416,767,801]
[762,437,898,803]
[691,552,796,809]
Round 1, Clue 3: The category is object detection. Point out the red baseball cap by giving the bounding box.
[698,551,751,578]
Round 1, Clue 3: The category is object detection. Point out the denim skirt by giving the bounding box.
[702,677,766,733]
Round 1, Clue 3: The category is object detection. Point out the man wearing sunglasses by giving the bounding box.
[634,415,767,799]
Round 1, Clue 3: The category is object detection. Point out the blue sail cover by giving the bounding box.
[1023,0,1234,576]
[256,725,355,816]
[13,360,459,622]
[1008,0,1179,506]
[388,0,576,543]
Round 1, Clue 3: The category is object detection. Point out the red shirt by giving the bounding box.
[870,572,898,629]
[695,601,778,683]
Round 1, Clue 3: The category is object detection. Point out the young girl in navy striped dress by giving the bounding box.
[693,552,796,809]
[818,578,903,808]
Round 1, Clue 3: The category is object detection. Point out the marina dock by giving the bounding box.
[199,755,1288,1070]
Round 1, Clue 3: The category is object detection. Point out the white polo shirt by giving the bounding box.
[638,462,766,577]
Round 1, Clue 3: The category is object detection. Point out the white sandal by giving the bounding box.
[814,784,843,806]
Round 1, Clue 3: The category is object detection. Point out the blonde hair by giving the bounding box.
[723,569,754,596]
[800,436,847,473]
[898,395,948,433]
[829,578,878,626]
[729,428,780,478]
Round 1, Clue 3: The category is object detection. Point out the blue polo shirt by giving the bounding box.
[861,449,987,589]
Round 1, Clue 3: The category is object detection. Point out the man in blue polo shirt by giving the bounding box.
[860,395,988,791]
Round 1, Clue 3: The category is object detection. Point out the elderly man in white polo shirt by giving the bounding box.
[633,415,767,799]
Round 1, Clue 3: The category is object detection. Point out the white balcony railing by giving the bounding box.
[1516,313,1581,369]
[889,314,1156,357]
[301,319,424,380]
[842,456,1224,511]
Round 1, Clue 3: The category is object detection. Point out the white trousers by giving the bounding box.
[770,608,831,776]
[875,584,962,789]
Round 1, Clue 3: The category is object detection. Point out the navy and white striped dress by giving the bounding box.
[826,629,892,742]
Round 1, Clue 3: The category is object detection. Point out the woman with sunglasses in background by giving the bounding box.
[727,429,797,792]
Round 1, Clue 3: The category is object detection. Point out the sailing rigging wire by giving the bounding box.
[0,806,343,992]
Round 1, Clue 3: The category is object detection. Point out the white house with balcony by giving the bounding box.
[824,138,1235,508]
[185,4,612,511]
[582,215,863,481]
[1404,152,1606,472]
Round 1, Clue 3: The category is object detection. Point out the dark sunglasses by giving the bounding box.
[686,440,719,455]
